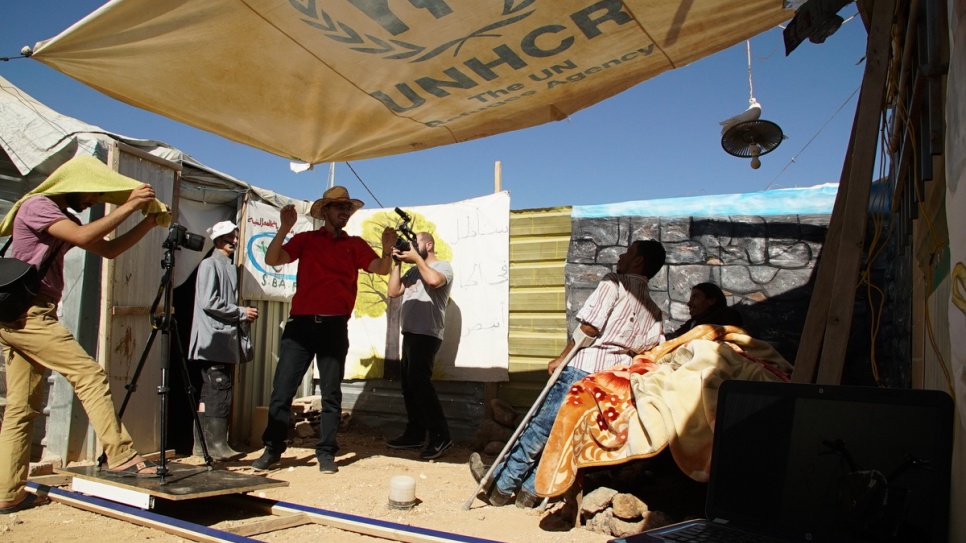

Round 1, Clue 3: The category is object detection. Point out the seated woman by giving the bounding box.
[666,282,743,340]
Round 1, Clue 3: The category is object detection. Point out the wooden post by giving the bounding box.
[484,160,503,418]
[814,0,894,385]
[792,119,855,383]
[793,0,895,385]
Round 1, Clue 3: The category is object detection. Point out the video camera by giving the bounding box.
[393,207,417,253]
[163,223,205,252]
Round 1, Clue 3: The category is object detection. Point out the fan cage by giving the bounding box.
[721,120,784,158]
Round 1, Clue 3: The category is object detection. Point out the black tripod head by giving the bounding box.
[152,224,204,330]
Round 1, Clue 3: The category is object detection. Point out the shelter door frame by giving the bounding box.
[95,142,182,454]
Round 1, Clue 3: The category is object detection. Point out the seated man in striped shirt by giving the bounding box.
[469,239,667,508]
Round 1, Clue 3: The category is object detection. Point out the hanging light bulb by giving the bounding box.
[749,143,762,169]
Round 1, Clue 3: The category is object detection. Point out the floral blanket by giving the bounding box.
[534,325,794,498]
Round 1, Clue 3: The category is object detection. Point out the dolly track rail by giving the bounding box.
[26,482,505,543]
[26,482,255,543]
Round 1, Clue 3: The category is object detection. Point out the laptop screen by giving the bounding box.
[708,380,953,543]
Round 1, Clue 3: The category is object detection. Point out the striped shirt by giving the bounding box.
[571,273,664,374]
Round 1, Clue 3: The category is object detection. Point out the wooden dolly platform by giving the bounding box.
[55,461,288,509]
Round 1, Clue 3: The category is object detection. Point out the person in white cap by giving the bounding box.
[187,220,258,461]
[251,186,397,474]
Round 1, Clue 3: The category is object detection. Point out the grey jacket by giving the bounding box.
[188,250,248,364]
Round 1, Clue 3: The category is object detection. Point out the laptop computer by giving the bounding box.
[610,379,954,543]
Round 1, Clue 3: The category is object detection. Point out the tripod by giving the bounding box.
[98,241,213,481]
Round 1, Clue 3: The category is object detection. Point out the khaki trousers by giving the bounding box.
[0,304,136,502]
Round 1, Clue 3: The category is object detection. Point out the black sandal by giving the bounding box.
[104,459,161,479]
[0,493,49,514]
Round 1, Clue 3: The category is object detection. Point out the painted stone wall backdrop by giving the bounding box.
[566,214,831,364]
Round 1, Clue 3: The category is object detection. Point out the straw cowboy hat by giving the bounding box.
[309,186,365,220]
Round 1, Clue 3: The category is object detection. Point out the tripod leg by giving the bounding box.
[170,317,214,468]
[97,326,160,468]
[192,413,206,456]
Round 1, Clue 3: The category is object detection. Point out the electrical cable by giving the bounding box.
[763,85,859,191]
[864,56,954,396]
[343,162,383,208]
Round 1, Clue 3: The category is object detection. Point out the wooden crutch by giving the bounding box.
[462,327,594,510]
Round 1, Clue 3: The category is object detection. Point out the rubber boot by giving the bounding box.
[191,413,206,457]
[203,416,244,461]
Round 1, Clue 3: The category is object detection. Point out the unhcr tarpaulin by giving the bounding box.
[29,0,792,165]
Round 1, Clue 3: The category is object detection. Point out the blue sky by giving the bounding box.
[0,2,867,211]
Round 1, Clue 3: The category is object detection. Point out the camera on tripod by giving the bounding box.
[163,223,204,252]
[393,207,417,253]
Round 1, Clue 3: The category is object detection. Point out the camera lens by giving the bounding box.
[165,224,205,252]
[394,238,411,252]
[183,232,205,252]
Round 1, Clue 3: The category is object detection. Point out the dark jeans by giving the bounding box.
[261,315,349,460]
[400,332,449,442]
[197,362,232,418]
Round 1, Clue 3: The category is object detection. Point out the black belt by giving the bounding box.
[294,314,349,323]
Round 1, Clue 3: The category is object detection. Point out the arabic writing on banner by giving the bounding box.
[240,198,316,302]
[346,192,510,382]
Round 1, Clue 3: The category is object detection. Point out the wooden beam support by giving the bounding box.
[815,0,897,384]
[221,513,312,537]
[794,0,896,384]
[792,117,855,383]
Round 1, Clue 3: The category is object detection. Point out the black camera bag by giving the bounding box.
[0,237,59,323]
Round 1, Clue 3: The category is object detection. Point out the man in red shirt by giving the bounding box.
[251,186,397,474]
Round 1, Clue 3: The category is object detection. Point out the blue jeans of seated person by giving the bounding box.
[261,315,349,461]
[491,366,589,497]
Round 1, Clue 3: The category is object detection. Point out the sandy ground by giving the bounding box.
[0,425,621,543]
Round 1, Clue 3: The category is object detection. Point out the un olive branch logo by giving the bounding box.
[288,0,536,63]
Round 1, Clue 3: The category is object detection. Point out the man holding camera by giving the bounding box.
[252,186,397,474]
[0,157,170,513]
[386,231,454,460]
[187,221,258,461]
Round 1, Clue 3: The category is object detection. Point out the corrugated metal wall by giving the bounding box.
[233,299,296,446]
[502,207,572,410]
[99,151,177,455]
[233,206,573,445]
[922,269,964,542]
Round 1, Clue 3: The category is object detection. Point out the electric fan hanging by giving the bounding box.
[722,119,785,169]
[719,41,785,169]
